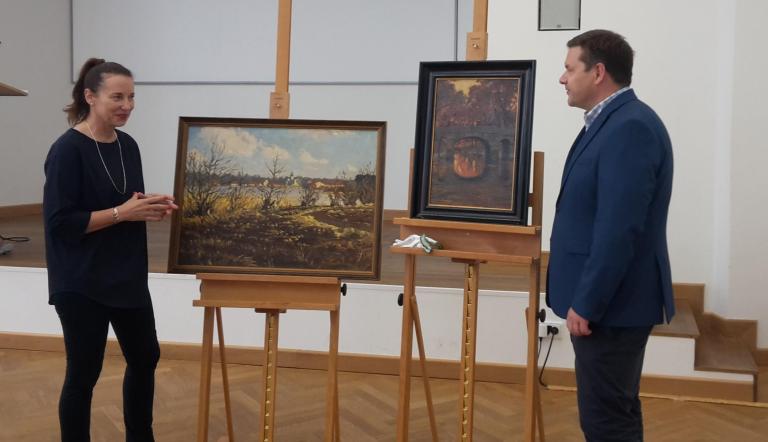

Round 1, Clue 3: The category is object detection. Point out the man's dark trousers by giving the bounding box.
[571,324,653,442]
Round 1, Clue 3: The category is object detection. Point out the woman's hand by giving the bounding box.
[86,193,178,233]
[118,192,178,222]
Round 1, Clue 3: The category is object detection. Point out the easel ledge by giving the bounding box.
[194,273,342,311]
[196,272,339,284]
[392,216,542,263]
[394,217,540,235]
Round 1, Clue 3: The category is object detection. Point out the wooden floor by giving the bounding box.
[1,348,767,441]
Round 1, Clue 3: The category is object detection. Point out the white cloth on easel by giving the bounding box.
[392,234,442,254]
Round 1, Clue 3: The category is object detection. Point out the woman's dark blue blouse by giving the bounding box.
[43,128,150,308]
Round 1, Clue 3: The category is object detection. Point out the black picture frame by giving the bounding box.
[410,60,536,225]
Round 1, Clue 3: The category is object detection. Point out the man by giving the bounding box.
[547,29,674,441]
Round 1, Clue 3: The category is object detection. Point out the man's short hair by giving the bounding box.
[567,29,634,87]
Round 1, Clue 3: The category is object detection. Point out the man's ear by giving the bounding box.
[593,62,607,85]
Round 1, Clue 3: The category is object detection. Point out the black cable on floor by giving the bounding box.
[538,327,558,387]
[537,336,543,358]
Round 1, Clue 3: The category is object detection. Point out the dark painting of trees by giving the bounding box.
[411,60,535,225]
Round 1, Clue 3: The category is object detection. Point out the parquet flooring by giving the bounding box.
[2,348,767,441]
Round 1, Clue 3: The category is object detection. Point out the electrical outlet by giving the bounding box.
[537,321,562,338]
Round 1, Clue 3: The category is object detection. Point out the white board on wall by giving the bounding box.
[72,0,459,83]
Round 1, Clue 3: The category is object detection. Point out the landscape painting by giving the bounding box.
[168,117,386,279]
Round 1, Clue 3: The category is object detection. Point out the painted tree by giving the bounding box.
[185,142,232,217]
[258,153,288,211]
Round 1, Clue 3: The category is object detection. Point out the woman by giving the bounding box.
[43,58,177,441]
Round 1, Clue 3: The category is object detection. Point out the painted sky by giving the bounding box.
[187,125,379,178]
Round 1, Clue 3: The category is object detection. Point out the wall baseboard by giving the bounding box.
[0,331,754,402]
[0,203,42,218]
[755,348,768,366]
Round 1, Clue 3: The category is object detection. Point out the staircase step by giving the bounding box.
[695,333,759,375]
[652,299,699,338]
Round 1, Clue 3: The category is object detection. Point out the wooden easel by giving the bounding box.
[194,274,343,442]
[394,1,546,439]
[194,2,341,441]
[393,153,545,442]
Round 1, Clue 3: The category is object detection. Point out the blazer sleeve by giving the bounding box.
[570,118,664,322]
[43,142,91,242]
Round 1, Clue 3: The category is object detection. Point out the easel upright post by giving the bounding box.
[457,260,481,440]
[525,151,546,441]
[466,0,489,61]
[259,311,281,441]
[270,0,292,118]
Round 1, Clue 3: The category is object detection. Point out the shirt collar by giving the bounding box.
[584,86,631,131]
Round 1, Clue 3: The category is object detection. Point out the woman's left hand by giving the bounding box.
[136,192,178,219]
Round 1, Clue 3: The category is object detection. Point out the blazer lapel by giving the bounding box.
[556,90,638,207]
[561,127,586,188]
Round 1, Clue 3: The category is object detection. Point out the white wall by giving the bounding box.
[0,0,420,210]
[0,0,71,205]
[728,1,768,334]
[72,0,458,83]
[1,266,750,383]
[489,0,768,346]
[489,0,722,287]
[125,84,418,209]
[1,1,766,345]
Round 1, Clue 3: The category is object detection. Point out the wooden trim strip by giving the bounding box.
[383,209,407,221]
[0,332,754,402]
[546,385,768,409]
[702,312,758,352]
[0,203,42,218]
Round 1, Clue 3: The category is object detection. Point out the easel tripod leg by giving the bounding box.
[411,294,438,442]
[334,383,340,442]
[215,307,235,442]
[535,383,545,442]
[524,306,546,442]
[524,261,544,441]
[197,307,215,442]
[325,309,341,442]
[396,254,416,441]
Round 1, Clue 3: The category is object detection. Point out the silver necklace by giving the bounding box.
[85,121,127,195]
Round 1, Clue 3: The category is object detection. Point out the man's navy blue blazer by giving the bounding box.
[547,89,675,326]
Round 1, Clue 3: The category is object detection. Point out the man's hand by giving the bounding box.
[567,308,591,336]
